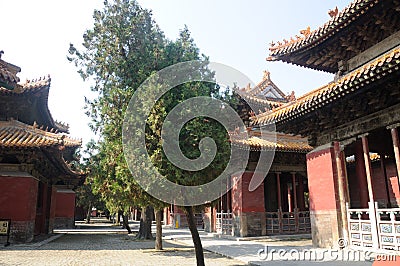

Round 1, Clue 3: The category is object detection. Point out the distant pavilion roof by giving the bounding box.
[234,70,294,113]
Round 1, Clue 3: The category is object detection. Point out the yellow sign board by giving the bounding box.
[0,220,10,235]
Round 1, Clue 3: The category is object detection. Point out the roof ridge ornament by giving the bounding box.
[286,91,296,102]
[328,6,339,18]
[263,70,271,81]
[300,26,311,37]
[269,26,312,52]
[21,74,51,90]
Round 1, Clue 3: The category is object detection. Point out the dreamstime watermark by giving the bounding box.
[122,61,276,206]
[257,238,397,262]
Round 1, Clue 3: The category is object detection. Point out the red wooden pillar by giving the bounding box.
[287,185,292,212]
[361,135,380,249]
[227,176,231,212]
[291,172,299,232]
[276,172,282,211]
[212,206,217,232]
[203,206,213,232]
[291,172,298,210]
[297,175,306,211]
[333,141,349,242]
[282,181,289,211]
[389,126,400,191]
[163,207,168,225]
[361,135,375,203]
[355,140,369,208]
[276,172,283,233]
[379,153,391,207]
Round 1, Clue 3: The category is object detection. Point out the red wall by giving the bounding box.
[231,172,265,214]
[0,175,38,221]
[385,162,400,202]
[50,186,57,220]
[307,147,339,212]
[231,174,242,214]
[347,159,400,207]
[35,182,48,234]
[55,192,75,218]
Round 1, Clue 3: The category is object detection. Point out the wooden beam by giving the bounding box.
[317,103,400,145]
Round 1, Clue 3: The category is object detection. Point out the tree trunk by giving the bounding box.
[122,213,132,234]
[155,208,163,250]
[115,211,121,225]
[85,203,92,224]
[136,206,154,239]
[184,206,205,266]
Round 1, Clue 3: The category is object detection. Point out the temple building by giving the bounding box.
[253,0,400,251]
[199,72,313,237]
[0,55,83,243]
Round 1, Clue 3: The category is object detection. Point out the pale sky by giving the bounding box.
[1,0,350,145]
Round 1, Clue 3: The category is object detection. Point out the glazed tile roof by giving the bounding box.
[0,76,51,94]
[0,120,81,148]
[0,76,71,133]
[230,131,312,152]
[268,0,379,59]
[240,95,285,110]
[253,47,400,126]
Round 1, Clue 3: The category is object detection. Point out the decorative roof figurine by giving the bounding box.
[328,6,339,18]
[299,26,311,37]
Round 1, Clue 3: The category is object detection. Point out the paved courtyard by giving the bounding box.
[0,232,245,266]
[0,218,394,266]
